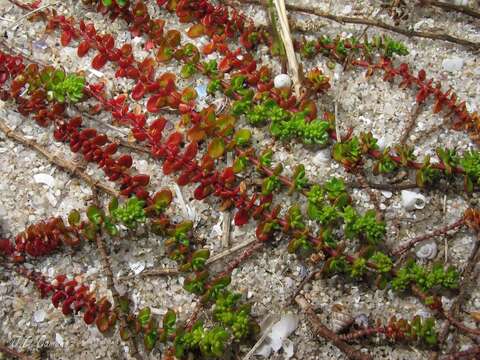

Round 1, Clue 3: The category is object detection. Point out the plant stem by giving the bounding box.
[424,0,480,20]
[295,294,373,360]
[392,218,465,256]
[432,235,480,359]
[399,103,423,145]
[235,0,480,49]
[95,231,142,360]
[438,345,480,360]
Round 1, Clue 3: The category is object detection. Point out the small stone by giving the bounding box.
[342,5,352,14]
[33,173,55,187]
[33,309,46,322]
[381,191,393,199]
[55,333,64,347]
[442,57,464,72]
[129,261,146,275]
[274,74,292,89]
[312,150,330,166]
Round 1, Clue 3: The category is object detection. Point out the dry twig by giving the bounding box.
[393,217,465,256]
[295,295,372,360]
[0,119,119,197]
[237,0,480,49]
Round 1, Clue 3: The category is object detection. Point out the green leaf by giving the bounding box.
[234,129,252,146]
[138,307,151,327]
[207,138,225,159]
[108,197,118,213]
[68,209,81,226]
[144,329,158,352]
[87,206,103,225]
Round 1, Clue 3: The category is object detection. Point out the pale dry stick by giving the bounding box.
[95,231,143,360]
[242,314,280,360]
[0,119,120,197]
[8,2,58,31]
[438,345,480,360]
[354,171,383,218]
[237,0,480,49]
[399,103,423,145]
[392,217,465,256]
[295,295,373,360]
[347,180,418,191]
[431,235,480,360]
[120,237,257,280]
[272,0,302,97]
[222,152,233,248]
[423,0,480,20]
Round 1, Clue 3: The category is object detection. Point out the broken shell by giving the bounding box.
[415,240,438,260]
[353,313,369,329]
[274,74,292,89]
[401,190,426,211]
[330,308,353,333]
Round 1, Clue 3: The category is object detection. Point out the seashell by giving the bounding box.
[274,74,292,89]
[415,240,438,260]
[330,306,353,333]
[353,313,369,329]
[401,190,426,211]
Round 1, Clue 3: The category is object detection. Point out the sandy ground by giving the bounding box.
[0,0,479,359]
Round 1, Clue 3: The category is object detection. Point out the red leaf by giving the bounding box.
[103,34,115,50]
[150,117,167,132]
[234,209,249,226]
[132,174,150,186]
[219,57,231,72]
[418,69,426,82]
[92,134,108,146]
[163,159,175,175]
[80,128,97,140]
[194,185,212,200]
[131,81,146,100]
[61,30,72,46]
[166,132,183,147]
[176,171,191,186]
[104,143,118,154]
[77,41,90,57]
[84,309,97,325]
[92,53,108,70]
[146,95,165,113]
[117,154,133,168]
[183,142,198,161]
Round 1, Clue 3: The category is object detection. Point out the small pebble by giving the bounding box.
[274,74,292,89]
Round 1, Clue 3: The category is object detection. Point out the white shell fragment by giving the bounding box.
[55,333,64,347]
[256,313,299,357]
[401,190,426,211]
[129,260,146,275]
[33,173,55,187]
[274,74,292,89]
[415,240,438,260]
[33,309,46,323]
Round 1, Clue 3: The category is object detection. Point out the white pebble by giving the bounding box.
[33,309,46,322]
[55,333,64,347]
[274,74,292,89]
[33,173,55,187]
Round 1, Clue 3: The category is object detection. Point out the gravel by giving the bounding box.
[0,0,479,359]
